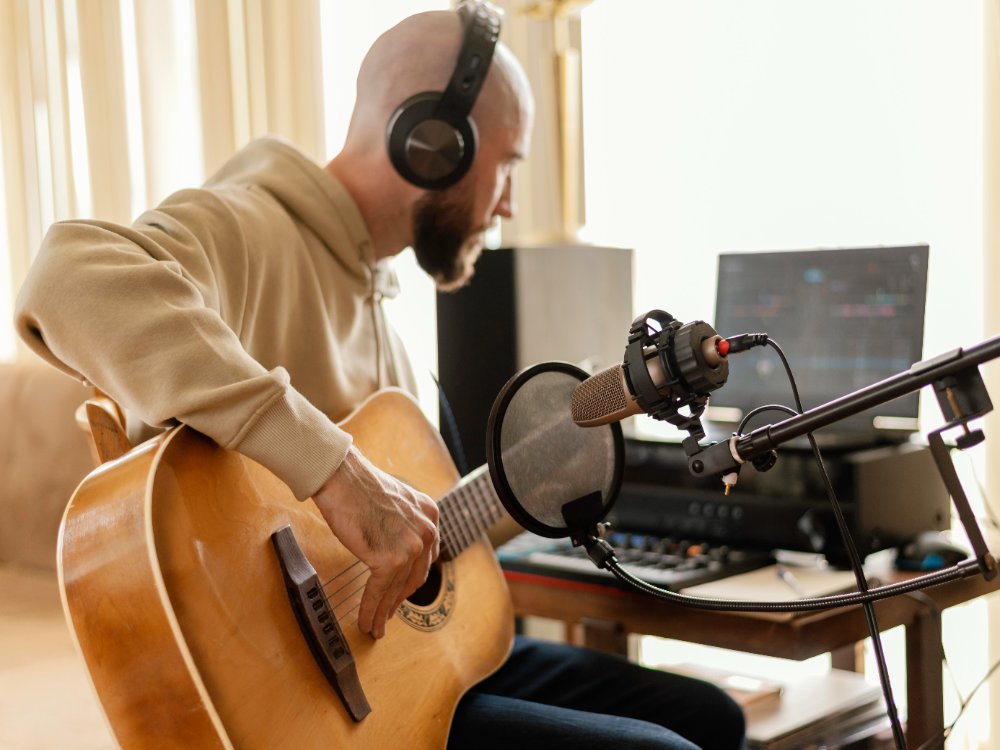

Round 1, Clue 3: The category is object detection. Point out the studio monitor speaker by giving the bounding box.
[436,244,633,471]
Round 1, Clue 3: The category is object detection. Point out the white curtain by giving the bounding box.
[0,0,326,361]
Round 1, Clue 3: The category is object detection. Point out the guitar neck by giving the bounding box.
[438,465,506,560]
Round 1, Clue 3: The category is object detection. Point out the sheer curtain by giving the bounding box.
[0,0,459,417]
[578,2,995,747]
[1,0,327,359]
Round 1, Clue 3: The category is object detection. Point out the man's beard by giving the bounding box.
[412,188,480,291]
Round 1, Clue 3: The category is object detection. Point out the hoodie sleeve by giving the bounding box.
[13,189,350,500]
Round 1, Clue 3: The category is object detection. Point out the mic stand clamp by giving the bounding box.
[561,492,619,571]
[579,535,619,572]
[926,365,998,580]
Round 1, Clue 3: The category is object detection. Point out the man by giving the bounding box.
[15,6,744,749]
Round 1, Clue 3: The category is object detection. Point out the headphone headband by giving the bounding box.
[438,2,501,119]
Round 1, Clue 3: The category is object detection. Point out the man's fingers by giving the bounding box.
[370,524,438,639]
[361,539,423,638]
[420,495,440,526]
[418,497,441,559]
[371,560,415,639]
[369,514,439,639]
[406,522,437,594]
[357,569,393,636]
[312,448,443,639]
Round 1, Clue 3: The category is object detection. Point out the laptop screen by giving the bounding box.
[709,245,929,444]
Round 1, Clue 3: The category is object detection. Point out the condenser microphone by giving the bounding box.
[571,310,765,429]
[571,335,726,427]
[570,363,647,426]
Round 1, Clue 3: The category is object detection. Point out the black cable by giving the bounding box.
[762,339,907,750]
[737,403,800,433]
[432,373,469,476]
[940,656,1000,745]
[604,555,979,612]
[966,451,1000,531]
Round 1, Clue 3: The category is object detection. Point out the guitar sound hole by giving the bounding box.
[406,563,442,607]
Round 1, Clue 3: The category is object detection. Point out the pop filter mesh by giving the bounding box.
[490,364,622,536]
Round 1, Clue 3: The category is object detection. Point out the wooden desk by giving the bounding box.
[505,560,1000,748]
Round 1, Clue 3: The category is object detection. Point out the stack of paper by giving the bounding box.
[743,670,888,750]
[661,664,889,749]
[679,563,869,601]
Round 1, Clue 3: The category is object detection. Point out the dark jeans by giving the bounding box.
[448,636,746,750]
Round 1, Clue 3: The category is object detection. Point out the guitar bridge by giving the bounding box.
[271,525,371,721]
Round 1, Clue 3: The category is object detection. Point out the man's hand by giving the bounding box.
[312,446,440,639]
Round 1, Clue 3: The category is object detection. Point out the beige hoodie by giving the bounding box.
[15,136,416,500]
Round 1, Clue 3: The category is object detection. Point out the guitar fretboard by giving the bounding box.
[437,465,506,560]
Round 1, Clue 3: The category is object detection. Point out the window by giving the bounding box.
[578,3,990,745]
[580,0,982,363]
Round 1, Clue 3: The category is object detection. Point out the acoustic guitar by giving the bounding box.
[59,388,515,748]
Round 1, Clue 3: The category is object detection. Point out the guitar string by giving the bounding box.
[322,562,368,598]
[340,606,362,628]
[445,490,469,549]
[453,489,472,548]
[325,566,435,629]
[317,520,460,603]
[319,558,364,591]
[316,492,473,594]
[470,483,491,538]
[438,497,460,553]
[324,568,416,621]
[331,580,367,616]
[312,481,494,629]
[451,486,476,550]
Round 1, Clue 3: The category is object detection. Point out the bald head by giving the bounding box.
[328,7,533,267]
[344,9,533,155]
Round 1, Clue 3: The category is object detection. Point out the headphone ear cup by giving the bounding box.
[387,93,478,190]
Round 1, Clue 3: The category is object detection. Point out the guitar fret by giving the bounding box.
[444,492,466,553]
[475,479,501,525]
[462,487,480,547]
[438,514,451,559]
[474,483,499,529]
[436,465,506,559]
[440,497,461,560]
[449,494,465,543]
[456,487,476,548]
[469,482,490,537]
[449,489,467,551]
[478,471,503,522]
[438,496,455,558]
[472,474,496,530]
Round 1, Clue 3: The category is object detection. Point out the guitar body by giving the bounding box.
[59,389,514,749]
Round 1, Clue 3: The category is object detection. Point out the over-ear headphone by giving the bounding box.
[386,1,501,190]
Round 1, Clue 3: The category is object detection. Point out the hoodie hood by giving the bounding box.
[203,136,400,298]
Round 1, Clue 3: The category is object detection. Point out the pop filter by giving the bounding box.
[487,361,624,540]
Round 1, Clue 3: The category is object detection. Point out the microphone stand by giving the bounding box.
[686,334,1000,580]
